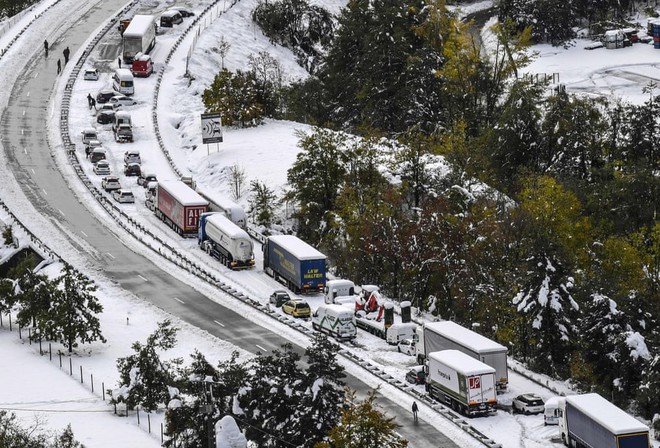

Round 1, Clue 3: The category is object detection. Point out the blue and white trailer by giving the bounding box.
[263,235,325,293]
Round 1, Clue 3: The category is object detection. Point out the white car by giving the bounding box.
[110,95,137,108]
[101,176,121,192]
[83,68,99,81]
[397,338,416,356]
[93,160,111,176]
[512,393,545,415]
[96,102,120,114]
[123,149,141,164]
[112,189,135,204]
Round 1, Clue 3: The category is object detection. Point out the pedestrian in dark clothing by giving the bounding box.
[412,401,419,423]
[44,39,49,57]
[63,47,70,64]
[90,98,96,110]
[87,93,93,109]
[57,58,61,74]
[118,56,121,68]
[85,146,91,159]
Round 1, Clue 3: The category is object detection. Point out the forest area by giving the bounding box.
[203,0,660,431]
[0,0,38,17]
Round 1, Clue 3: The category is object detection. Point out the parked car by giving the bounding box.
[397,338,416,356]
[90,147,106,163]
[124,162,141,176]
[83,68,99,81]
[101,176,121,192]
[96,89,115,104]
[93,160,111,176]
[96,110,115,124]
[112,189,135,204]
[97,103,120,114]
[269,290,291,307]
[81,128,98,145]
[137,171,157,186]
[109,95,137,107]
[84,139,102,157]
[405,366,426,385]
[512,393,545,415]
[282,300,311,318]
[123,149,141,164]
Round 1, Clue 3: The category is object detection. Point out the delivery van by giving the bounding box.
[112,68,134,96]
[131,53,153,77]
[312,305,357,341]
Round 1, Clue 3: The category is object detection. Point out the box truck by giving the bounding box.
[198,213,254,270]
[122,15,156,63]
[559,393,650,448]
[312,304,357,341]
[417,321,508,391]
[263,235,325,293]
[426,350,497,417]
[155,180,209,237]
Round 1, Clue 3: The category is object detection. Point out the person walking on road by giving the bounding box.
[56,58,61,74]
[63,46,70,64]
[44,39,49,57]
[412,401,419,423]
[87,93,93,109]
[90,97,96,111]
[118,56,121,68]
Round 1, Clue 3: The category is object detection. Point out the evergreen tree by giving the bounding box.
[315,389,408,448]
[38,264,105,352]
[248,179,278,228]
[113,320,181,412]
[202,69,264,128]
[54,425,84,448]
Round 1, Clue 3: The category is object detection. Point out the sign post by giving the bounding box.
[201,112,223,154]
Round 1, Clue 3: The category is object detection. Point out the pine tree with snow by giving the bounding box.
[54,424,84,448]
[248,179,279,229]
[113,320,181,412]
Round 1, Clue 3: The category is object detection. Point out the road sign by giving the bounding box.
[201,113,223,144]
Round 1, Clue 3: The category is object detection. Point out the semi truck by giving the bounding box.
[262,235,326,293]
[122,15,156,63]
[155,180,209,237]
[426,350,497,417]
[312,304,357,341]
[197,188,247,229]
[417,321,508,391]
[559,393,650,448]
[198,213,254,270]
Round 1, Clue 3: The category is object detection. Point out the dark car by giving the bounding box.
[173,7,194,17]
[405,366,426,385]
[97,110,115,124]
[96,89,116,104]
[124,162,141,176]
[269,290,291,307]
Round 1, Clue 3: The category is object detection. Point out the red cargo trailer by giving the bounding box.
[155,180,209,237]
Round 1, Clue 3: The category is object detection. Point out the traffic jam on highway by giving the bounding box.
[63,4,653,448]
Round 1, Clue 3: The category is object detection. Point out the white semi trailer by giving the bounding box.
[198,213,254,270]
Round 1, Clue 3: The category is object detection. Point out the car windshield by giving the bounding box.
[296,303,309,310]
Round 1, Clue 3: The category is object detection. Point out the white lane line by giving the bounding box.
[255,344,268,352]
[31,168,35,174]
[174,297,185,304]
[106,253,115,259]
[42,188,48,195]
[80,230,88,237]
[214,320,225,327]
[23,147,27,154]
[57,209,65,216]
[21,129,24,135]
[26,91,30,97]
[34,72,38,78]
[137,274,148,282]
[22,110,26,116]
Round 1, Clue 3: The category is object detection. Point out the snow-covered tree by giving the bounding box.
[215,416,246,448]
[113,320,181,412]
[248,180,278,229]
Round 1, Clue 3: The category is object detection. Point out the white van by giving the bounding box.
[324,279,356,304]
[543,396,560,425]
[312,305,356,341]
[112,68,134,96]
[385,322,417,345]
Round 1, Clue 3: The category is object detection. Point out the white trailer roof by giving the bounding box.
[206,214,249,239]
[429,350,496,376]
[159,180,208,206]
[425,321,507,354]
[124,15,155,37]
[320,304,354,316]
[268,235,326,260]
[566,393,649,435]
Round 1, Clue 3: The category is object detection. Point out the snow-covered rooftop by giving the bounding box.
[206,213,249,240]
[425,321,507,354]
[429,350,496,376]
[566,393,649,435]
[159,180,209,206]
[268,235,326,260]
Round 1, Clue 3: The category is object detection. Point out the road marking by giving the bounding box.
[26,91,30,97]
[21,129,24,135]
[57,209,65,216]
[138,274,148,282]
[22,110,26,116]
[214,320,225,327]
[174,297,185,304]
[255,344,268,352]
[80,230,88,237]
[24,147,27,154]
[34,72,38,78]
[42,188,48,195]
[31,168,35,175]
[106,253,115,259]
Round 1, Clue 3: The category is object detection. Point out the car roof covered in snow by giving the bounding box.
[566,394,649,435]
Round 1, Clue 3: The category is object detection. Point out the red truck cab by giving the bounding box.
[131,53,153,77]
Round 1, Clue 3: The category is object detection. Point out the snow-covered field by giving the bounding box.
[0,0,658,447]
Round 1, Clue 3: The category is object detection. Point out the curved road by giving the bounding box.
[1,1,462,447]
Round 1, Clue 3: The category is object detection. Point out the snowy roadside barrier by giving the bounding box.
[54,4,506,448]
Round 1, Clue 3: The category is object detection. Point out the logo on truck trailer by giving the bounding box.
[469,377,481,389]
[303,268,324,280]
[186,207,204,227]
